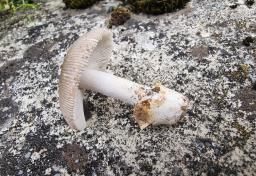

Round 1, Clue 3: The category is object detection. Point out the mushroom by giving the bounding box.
[59,28,189,130]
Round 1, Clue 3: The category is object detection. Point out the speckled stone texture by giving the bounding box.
[0,0,256,175]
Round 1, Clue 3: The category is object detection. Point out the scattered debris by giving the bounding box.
[108,6,131,27]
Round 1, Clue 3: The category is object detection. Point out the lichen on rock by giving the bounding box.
[0,0,256,175]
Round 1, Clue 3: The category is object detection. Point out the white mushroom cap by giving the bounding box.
[59,28,112,130]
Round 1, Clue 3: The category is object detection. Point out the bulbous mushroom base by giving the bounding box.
[134,84,189,129]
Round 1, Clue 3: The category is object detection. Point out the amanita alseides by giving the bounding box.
[59,28,189,130]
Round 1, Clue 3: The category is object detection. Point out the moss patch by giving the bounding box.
[0,0,39,13]
[122,0,190,14]
[63,0,100,9]
[0,0,39,25]
[0,0,10,12]
[108,7,131,28]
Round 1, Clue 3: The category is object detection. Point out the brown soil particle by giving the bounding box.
[109,7,131,27]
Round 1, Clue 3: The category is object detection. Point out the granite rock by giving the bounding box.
[0,0,256,175]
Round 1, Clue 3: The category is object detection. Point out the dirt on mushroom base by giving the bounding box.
[133,84,188,129]
[133,84,164,128]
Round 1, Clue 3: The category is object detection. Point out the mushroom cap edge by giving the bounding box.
[58,28,113,130]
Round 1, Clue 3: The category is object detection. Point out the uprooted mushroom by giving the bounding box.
[59,28,189,130]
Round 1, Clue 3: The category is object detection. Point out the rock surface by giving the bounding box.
[0,0,256,175]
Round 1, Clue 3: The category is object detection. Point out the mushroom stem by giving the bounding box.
[80,68,189,129]
[79,68,145,105]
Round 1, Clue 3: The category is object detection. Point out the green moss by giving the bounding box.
[227,64,250,83]
[122,0,190,14]
[108,6,131,28]
[0,0,39,27]
[0,0,39,13]
[63,0,100,9]
[0,0,9,11]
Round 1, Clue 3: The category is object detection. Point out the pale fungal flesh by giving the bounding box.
[59,28,189,130]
